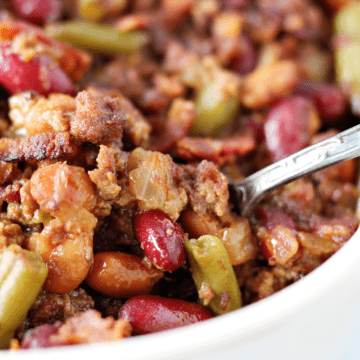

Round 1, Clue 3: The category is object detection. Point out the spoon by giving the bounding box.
[228,123,360,217]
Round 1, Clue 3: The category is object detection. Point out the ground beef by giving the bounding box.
[15,288,94,341]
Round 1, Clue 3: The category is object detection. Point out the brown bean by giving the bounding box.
[241,60,302,109]
[180,209,221,239]
[86,251,164,298]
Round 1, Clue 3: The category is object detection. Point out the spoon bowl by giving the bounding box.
[229,123,360,216]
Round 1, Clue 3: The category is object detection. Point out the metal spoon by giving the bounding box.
[228,123,360,217]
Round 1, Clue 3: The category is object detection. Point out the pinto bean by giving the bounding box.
[242,60,302,109]
[86,252,164,298]
[27,223,94,294]
[30,162,96,228]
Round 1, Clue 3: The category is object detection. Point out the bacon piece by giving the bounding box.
[175,133,256,164]
[150,98,195,153]
[0,183,22,202]
[0,131,73,162]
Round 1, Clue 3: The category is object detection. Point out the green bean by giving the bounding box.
[0,245,48,349]
[191,80,240,137]
[334,2,360,115]
[185,235,242,315]
[334,2,360,42]
[46,22,149,55]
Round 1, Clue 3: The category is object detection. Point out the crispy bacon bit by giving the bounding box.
[0,131,73,162]
[175,134,256,164]
[150,98,195,153]
[50,309,131,345]
[0,183,22,202]
[198,281,215,306]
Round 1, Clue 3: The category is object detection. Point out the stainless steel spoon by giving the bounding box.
[228,123,360,217]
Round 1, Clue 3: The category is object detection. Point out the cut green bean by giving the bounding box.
[191,81,240,137]
[185,235,242,315]
[334,2,360,115]
[46,22,150,55]
[0,245,48,349]
[334,2,360,42]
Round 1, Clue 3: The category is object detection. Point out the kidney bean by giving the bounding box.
[11,0,62,24]
[134,210,186,272]
[294,80,348,122]
[0,44,76,96]
[86,251,164,298]
[119,295,213,335]
[264,96,320,162]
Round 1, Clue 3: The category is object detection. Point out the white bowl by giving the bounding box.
[5,226,360,360]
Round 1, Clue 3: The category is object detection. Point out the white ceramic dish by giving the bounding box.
[4,225,360,360]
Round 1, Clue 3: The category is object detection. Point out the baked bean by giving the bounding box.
[28,162,98,294]
[180,208,221,239]
[242,60,302,109]
[86,252,164,298]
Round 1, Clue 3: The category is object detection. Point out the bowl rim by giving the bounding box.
[5,226,360,360]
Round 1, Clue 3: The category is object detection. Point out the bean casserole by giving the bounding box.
[0,0,359,349]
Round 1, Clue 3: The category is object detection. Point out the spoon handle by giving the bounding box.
[229,123,360,217]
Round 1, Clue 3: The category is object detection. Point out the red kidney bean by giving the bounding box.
[264,96,319,162]
[0,44,76,96]
[293,80,348,122]
[119,295,213,335]
[21,323,66,349]
[230,34,257,76]
[11,0,62,24]
[134,210,186,272]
